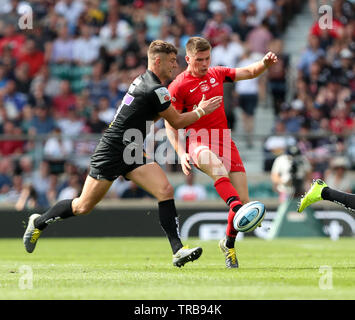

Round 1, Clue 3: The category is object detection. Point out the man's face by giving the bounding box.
[159,52,178,81]
[186,50,211,77]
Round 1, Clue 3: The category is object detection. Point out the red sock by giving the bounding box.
[214,177,242,210]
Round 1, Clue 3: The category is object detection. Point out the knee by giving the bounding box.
[72,199,92,216]
[155,183,174,201]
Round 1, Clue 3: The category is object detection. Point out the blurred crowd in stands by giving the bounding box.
[0,0,353,209]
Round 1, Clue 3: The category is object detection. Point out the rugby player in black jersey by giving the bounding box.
[23,40,222,267]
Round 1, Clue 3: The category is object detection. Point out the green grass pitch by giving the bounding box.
[0,237,354,300]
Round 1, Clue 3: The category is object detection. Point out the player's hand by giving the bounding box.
[198,95,223,115]
[180,153,191,175]
[262,51,278,68]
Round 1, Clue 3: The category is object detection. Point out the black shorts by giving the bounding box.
[239,94,258,116]
[89,139,148,181]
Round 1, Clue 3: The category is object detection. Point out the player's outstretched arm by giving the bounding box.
[159,95,222,130]
[234,51,278,81]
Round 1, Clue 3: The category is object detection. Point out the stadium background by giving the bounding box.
[0,0,354,240]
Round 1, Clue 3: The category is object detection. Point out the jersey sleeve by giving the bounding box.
[215,66,236,83]
[168,79,185,111]
[149,86,172,113]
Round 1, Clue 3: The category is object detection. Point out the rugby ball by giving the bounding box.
[233,201,266,233]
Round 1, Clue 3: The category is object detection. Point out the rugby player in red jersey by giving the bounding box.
[166,37,278,268]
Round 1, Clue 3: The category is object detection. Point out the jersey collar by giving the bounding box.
[147,70,162,84]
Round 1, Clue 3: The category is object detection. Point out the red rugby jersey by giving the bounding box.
[168,67,236,132]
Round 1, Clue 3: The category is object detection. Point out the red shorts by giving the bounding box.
[187,130,245,173]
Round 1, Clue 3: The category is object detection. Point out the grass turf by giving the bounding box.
[0,237,354,300]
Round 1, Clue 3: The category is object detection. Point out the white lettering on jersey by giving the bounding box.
[154,87,171,104]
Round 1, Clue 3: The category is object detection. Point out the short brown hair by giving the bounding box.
[186,37,211,55]
[148,40,178,60]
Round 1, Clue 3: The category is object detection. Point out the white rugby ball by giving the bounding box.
[233,201,266,233]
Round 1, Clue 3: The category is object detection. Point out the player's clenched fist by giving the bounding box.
[198,95,223,115]
[262,51,278,67]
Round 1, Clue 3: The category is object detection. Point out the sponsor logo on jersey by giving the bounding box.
[190,80,207,92]
[200,83,210,92]
[154,87,171,104]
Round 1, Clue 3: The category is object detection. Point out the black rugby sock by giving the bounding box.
[322,187,355,213]
[226,236,236,249]
[158,199,183,254]
[34,199,75,230]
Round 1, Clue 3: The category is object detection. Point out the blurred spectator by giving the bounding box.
[57,173,81,201]
[246,19,274,55]
[99,17,126,62]
[54,0,85,34]
[298,34,325,77]
[324,156,352,193]
[180,20,198,48]
[235,48,259,148]
[4,174,23,203]
[107,175,131,199]
[283,100,305,134]
[211,31,244,131]
[271,145,312,202]
[85,108,107,134]
[98,96,115,125]
[28,105,56,135]
[144,0,169,41]
[46,173,59,206]
[30,65,61,98]
[0,63,9,90]
[99,11,133,50]
[17,155,33,185]
[73,24,100,65]
[20,104,33,134]
[263,120,296,171]
[107,76,125,109]
[175,172,207,201]
[13,63,31,94]
[43,127,73,163]
[31,160,51,206]
[17,37,45,78]
[28,80,52,108]
[3,80,27,121]
[329,106,354,135]
[267,38,289,115]
[202,5,232,47]
[52,80,77,118]
[0,157,13,194]
[233,10,253,42]
[57,106,85,137]
[187,0,212,34]
[15,184,41,212]
[211,31,244,67]
[83,0,105,31]
[0,23,25,59]
[121,181,152,199]
[50,22,74,64]
[85,61,109,105]
[0,120,24,156]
